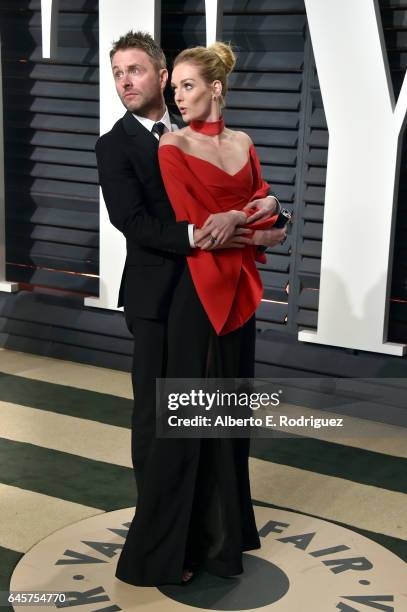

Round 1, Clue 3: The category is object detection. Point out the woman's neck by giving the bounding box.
[189,115,224,136]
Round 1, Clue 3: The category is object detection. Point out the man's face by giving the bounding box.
[111,48,167,116]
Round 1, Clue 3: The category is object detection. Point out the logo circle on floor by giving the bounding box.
[10,506,406,611]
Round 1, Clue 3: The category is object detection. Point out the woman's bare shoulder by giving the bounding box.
[159,127,190,148]
[233,130,253,146]
[159,131,181,146]
[224,128,253,149]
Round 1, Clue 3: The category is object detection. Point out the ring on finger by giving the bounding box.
[210,234,217,244]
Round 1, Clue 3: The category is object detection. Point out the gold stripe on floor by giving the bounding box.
[271,402,407,458]
[0,348,132,399]
[0,483,102,553]
[0,402,131,467]
[249,457,407,540]
[1,400,406,540]
[1,350,405,458]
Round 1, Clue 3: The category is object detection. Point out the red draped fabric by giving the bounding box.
[158,143,278,335]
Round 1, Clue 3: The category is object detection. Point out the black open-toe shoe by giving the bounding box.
[180,560,202,585]
[181,569,194,584]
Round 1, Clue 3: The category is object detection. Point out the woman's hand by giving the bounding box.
[197,210,247,250]
[243,196,279,224]
[253,227,287,247]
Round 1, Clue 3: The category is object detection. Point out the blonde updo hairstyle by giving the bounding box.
[173,42,236,108]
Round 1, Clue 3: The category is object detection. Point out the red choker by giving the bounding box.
[190,116,224,136]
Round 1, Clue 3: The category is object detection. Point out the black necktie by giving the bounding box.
[152,122,166,139]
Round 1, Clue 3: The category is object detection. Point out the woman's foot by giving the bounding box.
[181,569,194,583]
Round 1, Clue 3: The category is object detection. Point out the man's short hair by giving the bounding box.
[110,30,166,70]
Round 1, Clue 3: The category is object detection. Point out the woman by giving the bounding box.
[153,42,280,583]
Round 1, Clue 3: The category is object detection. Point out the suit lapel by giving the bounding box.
[121,109,185,152]
[122,111,158,148]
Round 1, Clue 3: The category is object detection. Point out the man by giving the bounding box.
[95,30,286,585]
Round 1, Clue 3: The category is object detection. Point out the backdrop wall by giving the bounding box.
[0,0,406,376]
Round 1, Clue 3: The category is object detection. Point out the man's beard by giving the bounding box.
[121,94,144,113]
[121,91,160,116]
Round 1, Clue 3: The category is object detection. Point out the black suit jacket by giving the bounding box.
[95,111,191,320]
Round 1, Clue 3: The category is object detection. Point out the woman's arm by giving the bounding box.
[158,137,249,248]
[244,142,280,231]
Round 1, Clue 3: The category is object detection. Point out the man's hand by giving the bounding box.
[194,219,287,251]
[253,227,287,247]
[193,226,212,245]
[198,210,247,249]
[210,228,253,249]
[194,223,246,248]
[243,196,279,224]
[195,226,287,250]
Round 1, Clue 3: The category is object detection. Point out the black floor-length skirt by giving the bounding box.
[115,265,261,586]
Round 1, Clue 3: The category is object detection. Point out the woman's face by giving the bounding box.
[171,62,219,122]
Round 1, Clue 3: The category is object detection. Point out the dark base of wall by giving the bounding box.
[0,290,406,377]
[255,330,407,378]
[0,290,133,372]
